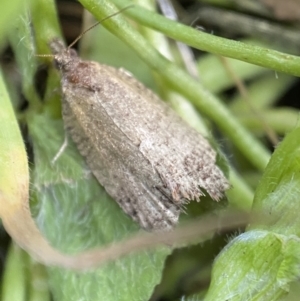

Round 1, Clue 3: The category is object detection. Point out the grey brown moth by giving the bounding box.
[49,38,230,231]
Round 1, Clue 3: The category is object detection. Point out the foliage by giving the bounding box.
[0,0,300,300]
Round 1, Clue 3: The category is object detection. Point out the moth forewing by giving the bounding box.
[50,38,230,231]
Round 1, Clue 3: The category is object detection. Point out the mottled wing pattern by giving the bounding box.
[79,65,230,202]
[52,39,229,230]
[61,87,180,230]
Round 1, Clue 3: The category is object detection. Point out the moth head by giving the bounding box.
[35,38,79,71]
[49,38,79,71]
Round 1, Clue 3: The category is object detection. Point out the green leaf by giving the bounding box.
[0,0,27,47]
[202,126,300,301]
[204,231,300,301]
[28,114,170,301]
[250,126,300,235]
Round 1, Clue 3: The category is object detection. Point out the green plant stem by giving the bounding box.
[28,261,50,301]
[238,108,300,135]
[198,52,267,93]
[116,0,300,77]
[1,243,27,301]
[0,0,25,46]
[31,0,62,54]
[227,168,253,210]
[229,74,296,111]
[79,0,270,171]
[8,9,42,111]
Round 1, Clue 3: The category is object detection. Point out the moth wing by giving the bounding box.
[61,87,180,230]
[94,66,230,202]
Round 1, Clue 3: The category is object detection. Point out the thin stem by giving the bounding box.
[118,1,300,77]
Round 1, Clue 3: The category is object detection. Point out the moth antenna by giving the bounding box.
[68,5,134,50]
[35,54,55,58]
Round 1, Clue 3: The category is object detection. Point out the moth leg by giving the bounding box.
[51,135,69,165]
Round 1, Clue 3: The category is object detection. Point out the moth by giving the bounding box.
[48,37,230,231]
